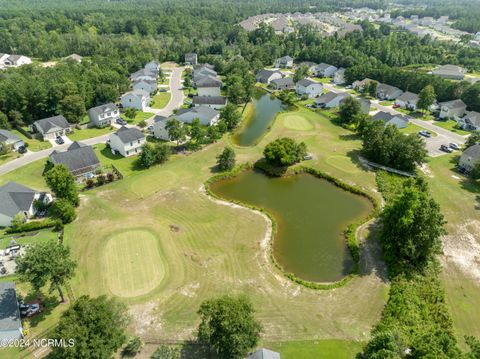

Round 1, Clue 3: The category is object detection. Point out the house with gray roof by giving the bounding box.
[0,130,24,151]
[458,111,480,131]
[0,182,52,227]
[109,126,146,157]
[49,142,100,178]
[144,60,160,73]
[184,53,198,66]
[314,92,349,108]
[372,111,409,129]
[298,61,317,73]
[0,282,23,340]
[432,64,465,80]
[130,68,157,82]
[314,63,338,78]
[459,144,480,173]
[88,103,119,128]
[2,54,31,67]
[174,106,220,126]
[152,115,176,141]
[196,76,222,96]
[248,348,281,359]
[256,69,283,84]
[270,77,295,90]
[193,67,218,83]
[63,54,83,63]
[376,83,403,100]
[132,79,158,94]
[439,99,467,120]
[120,89,151,111]
[192,96,227,109]
[352,78,377,92]
[395,91,420,110]
[274,56,294,68]
[296,78,323,97]
[32,115,71,141]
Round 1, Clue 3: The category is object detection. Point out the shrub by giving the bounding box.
[6,218,58,234]
[122,336,143,357]
[150,345,181,359]
[106,173,115,182]
[96,174,106,186]
[86,179,95,188]
[49,199,77,224]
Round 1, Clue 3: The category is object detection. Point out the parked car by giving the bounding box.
[440,144,453,153]
[418,130,432,138]
[55,136,64,145]
[392,104,400,108]
[20,303,42,317]
[17,145,27,154]
[116,118,127,125]
[345,85,353,89]
[449,142,460,150]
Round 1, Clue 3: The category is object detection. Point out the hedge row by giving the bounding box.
[6,218,60,234]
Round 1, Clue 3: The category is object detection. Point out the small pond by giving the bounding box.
[210,170,373,282]
[233,90,285,146]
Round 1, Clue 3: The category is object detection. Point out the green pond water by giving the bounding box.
[233,91,285,146]
[210,171,373,282]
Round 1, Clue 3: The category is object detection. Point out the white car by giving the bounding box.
[449,143,460,150]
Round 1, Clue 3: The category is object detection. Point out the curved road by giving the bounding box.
[0,67,184,177]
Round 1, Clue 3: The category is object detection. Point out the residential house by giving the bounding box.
[174,106,220,126]
[193,66,217,83]
[274,56,294,68]
[144,60,160,73]
[358,97,372,114]
[376,83,403,100]
[132,79,158,94]
[49,142,100,178]
[0,53,9,65]
[457,111,480,131]
[184,53,198,66]
[130,69,157,82]
[432,65,465,80]
[0,282,23,340]
[255,69,283,84]
[192,96,227,109]
[372,111,409,129]
[270,77,295,90]
[152,116,173,141]
[32,115,71,141]
[109,126,146,157]
[63,54,83,63]
[121,90,151,111]
[459,144,480,173]
[248,348,281,359]
[295,78,323,97]
[333,68,346,84]
[196,76,222,97]
[0,130,24,151]
[314,92,349,108]
[0,182,52,227]
[88,103,119,128]
[298,61,317,73]
[314,63,338,78]
[2,55,32,67]
[395,91,420,110]
[439,99,467,120]
[352,78,377,92]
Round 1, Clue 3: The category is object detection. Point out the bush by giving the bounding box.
[49,199,77,224]
[107,173,115,182]
[150,345,181,359]
[96,174,106,186]
[122,336,143,357]
[86,179,95,188]
[6,218,58,234]
[263,137,307,167]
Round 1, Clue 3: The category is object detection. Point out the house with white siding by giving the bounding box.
[314,63,338,78]
[88,103,119,128]
[439,99,467,120]
[296,78,323,97]
[32,115,71,141]
[121,90,151,111]
[109,126,146,157]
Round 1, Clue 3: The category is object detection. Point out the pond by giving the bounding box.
[209,171,373,282]
[233,90,285,146]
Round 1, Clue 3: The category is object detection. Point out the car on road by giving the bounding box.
[116,118,128,126]
[17,145,27,154]
[449,142,460,150]
[418,130,432,138]
[55,136,64,145]
[440,144,453,153]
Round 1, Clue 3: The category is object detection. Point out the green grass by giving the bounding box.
[379,100,394,106]
[0,229,59,249]
[10,130,52,152]
[92,143,144,177]
[400,122,437,137]
[0,151,21,165]
[151,91,171,109]
[313,77,331,83]
[68,126,114,141]
[267,339,364,359]
[432,119,470,136]
[0,158,48,190]
[120,111,153,125]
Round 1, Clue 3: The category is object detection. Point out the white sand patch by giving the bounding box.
[129,301,163,336]
[179,282,200,298]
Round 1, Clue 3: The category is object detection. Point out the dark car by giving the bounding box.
[116,118,128,126]
[418,130,432,138]
[55,136,65,145]
[440,144,453,153]
[17,146,27,154]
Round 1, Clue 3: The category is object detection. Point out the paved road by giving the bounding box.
[0,67,185,177]
[323,83,468,157]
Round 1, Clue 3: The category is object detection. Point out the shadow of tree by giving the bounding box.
[23,290,60,328]
[180,341,215,359]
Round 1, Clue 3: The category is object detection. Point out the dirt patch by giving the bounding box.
[129,301,163,336]
[442,220,480,284]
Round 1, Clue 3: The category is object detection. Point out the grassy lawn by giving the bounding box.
[410,111,436,121]
[120,111,154,125]
[0,158,48,190]
[0,151,21,165]
[312,77,331,83]
[400,122,437,137]
[432,119,470,136]
[379,100,394,106]
[0,228,59,249]
[267,339,364,359]
[68,126,114,141]
[151,91,171,109]
[92,143,144,178]
[10,130,52,152]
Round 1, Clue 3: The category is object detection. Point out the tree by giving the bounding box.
[50,295,128,359]
[166,118,186,146]
[380,178,445,272]
[139,143,157,168]
[16,241,77,302]
[60,95,86,123]
[0,110,10,129]
[45,165,80,206]
[183,76,192,89]
[49,199,77,224]
[220,103,241,131]
[151,345,181,359]
[462,82,480,112]
[154,143,171,164]
[217,147,236,171]
[123,337,143,357]
[188,118,206,148]
[207,125,221,142]
[339,96,361,124]
[366,81,378,97]
[263,137,307,167]
[124,108,137,120]
[197,295,261,359]
[293,64,309,83]
[465,130,480,148]
[417,85,436,112]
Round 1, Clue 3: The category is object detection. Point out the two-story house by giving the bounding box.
[88,103,119,128]
[109,126,146,157]
[120,90,151,111]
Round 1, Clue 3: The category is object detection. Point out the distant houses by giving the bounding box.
[0,130,24,151]
[270,77,294,90]
[0,282,23,340]
[295,78,323,97]
[63,54,83,63]
[0,53,32,69]
[314,92,349,108]
[439,99,467,120]
[121,89,151,111]
[130,68,157,83]
[109,126,146,157]
[32,115,71,141]
[174,106,220,126]
[395,91,420,111]
[372,111,409,129]
[458,111,480,131]
[352,78,377,92]
[459,144,480,173]
[274,55,294,68]
[192,96,227,109]
[314,63,338,78]
[376,83,403,100]
[132,79,158,94]
[432,64,465,80]
[256,69,283,84]
[49,142,100,178]
[0,182,52,227]
[184,53,198,66]
[88,103,119,128]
